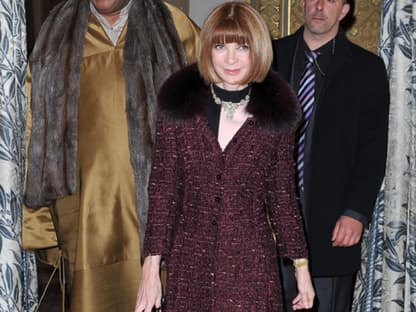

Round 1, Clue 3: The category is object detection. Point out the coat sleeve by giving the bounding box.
[342,57,389,220]
[267,131,308,260]
[23,63,59,251]
[143,114,182,263]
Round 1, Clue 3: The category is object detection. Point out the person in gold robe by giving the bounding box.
[23,0,199,311]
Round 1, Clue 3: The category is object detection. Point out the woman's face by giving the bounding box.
[211,42,252,91]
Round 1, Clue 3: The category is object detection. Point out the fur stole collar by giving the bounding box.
[158,64,300,132]
[25,0,187,245]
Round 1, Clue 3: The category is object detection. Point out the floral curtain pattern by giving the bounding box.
[0,1,37,311]
[353,0,416,311]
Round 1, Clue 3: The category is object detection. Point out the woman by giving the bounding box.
[135,2,314,311]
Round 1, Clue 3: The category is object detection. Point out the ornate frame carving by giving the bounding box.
[256,0,287,39]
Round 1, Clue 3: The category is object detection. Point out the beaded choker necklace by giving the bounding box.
[210,83,251,120]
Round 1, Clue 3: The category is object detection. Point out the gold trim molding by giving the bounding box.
[256,0,286,39]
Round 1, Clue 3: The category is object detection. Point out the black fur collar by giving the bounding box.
[158,64,300,132]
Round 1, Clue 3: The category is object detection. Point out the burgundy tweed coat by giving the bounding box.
[143,65,308,311]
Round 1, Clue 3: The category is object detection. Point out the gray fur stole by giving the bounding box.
[25,0,187,246]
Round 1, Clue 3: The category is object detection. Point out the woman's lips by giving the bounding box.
[225,69,240,75]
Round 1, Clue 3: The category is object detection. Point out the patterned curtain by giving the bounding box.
[353,0,416,311]
[0,1,37,311]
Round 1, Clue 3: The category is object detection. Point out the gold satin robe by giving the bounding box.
[23,4,199,311]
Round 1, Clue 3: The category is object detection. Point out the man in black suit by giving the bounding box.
[272,0,389,311]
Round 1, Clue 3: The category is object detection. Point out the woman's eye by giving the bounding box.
[238,44,250,51]
[214,44,224,50]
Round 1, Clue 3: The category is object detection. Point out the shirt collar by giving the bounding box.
[302,36,336,56]
[90,0,132,45]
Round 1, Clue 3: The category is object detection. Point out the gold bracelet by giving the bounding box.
[293,259,309,269]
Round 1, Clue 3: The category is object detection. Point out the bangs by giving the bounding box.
[210,21,250,45]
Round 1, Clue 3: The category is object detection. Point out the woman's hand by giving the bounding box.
[135,255,162,312]
[292,259,315,310]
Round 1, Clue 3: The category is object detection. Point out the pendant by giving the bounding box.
[210,84,251,120]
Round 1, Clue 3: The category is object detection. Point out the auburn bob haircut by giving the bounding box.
[198,2,272,85]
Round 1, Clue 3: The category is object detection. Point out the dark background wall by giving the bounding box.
[26,0,61,53]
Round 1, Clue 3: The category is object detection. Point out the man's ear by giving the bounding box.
[339,3,351,21]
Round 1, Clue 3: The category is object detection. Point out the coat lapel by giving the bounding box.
[320,31,352,97]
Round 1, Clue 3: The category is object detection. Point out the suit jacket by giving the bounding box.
[143,64,308,310]
[272,28,389,276]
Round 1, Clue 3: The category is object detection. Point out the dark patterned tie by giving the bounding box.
[296,50,318,189]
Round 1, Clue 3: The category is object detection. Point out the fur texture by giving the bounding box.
[158,64,300,132]
[25,0,187,245]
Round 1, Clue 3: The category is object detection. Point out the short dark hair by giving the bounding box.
[198,2,272,84]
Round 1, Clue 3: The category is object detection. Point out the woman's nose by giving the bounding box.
[225,49,236,64]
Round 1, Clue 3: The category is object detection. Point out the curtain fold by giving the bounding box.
[0,1,37,311]
[353,0,416,310]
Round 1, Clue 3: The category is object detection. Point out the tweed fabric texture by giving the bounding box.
[144,65,308,311]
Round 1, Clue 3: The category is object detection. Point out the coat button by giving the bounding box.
[216,174,222,181]
[215,196,221,203]
[212,220,217,226]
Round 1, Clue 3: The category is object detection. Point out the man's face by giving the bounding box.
[303,0,350,41]
[91,0,129,15]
